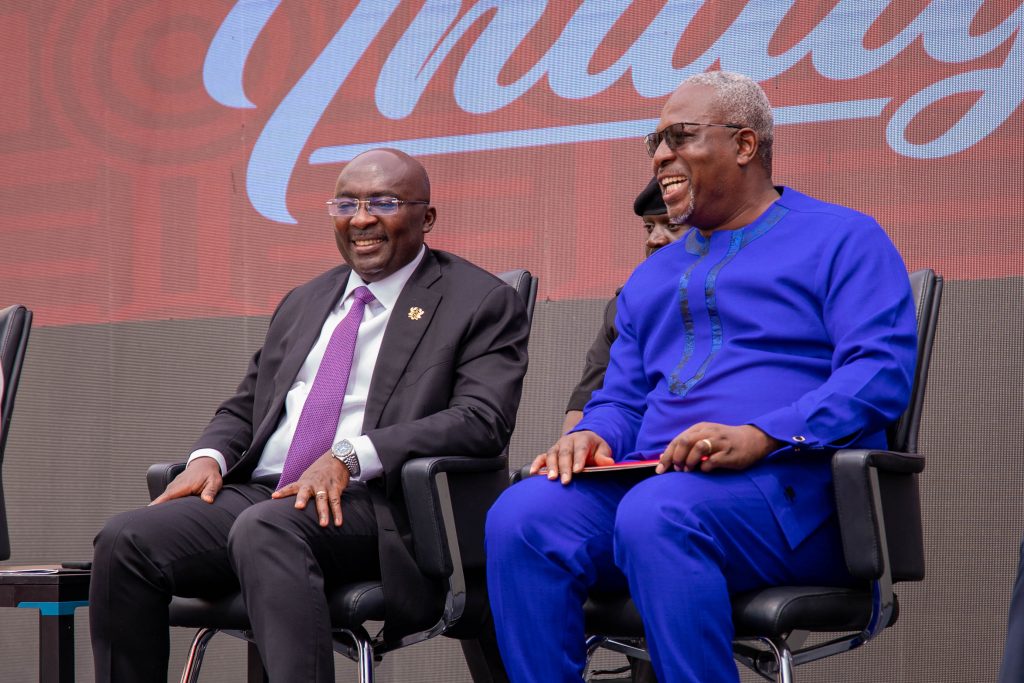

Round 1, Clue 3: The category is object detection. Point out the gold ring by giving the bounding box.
[315,490,327,498]
[698,438,714,453]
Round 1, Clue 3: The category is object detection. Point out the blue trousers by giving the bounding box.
[485,471,851,683]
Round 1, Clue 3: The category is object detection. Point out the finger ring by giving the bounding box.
[315,491,327,498]
[699,438,714,453]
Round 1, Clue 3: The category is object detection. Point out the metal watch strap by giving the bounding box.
[339,452,360,478]
[332,440,360,478]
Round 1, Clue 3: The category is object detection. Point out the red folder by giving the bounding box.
[539,458,660,475]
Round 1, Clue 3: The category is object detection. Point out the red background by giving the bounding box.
[2,0,1022,327]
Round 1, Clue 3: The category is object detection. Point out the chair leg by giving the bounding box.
[179,628,219,683]
[335,628,375,683]
[754,637,794,683]
[734,636,798,683]
[583,636,607,681]
[247,641,269,683]
[778,646,794,683]
[356,636,375,683]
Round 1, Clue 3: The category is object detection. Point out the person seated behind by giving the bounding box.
[562,177,680,683]
[89,148,530,682]
[562,177,683,436]
[462,179,681,683]
[485,71,918,683]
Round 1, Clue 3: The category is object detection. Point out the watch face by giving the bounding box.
[332,440,354,458]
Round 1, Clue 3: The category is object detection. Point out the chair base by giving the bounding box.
[732,636,796,683]
[586,634,797,683]
[178,626,377,683]
[179,627,217,683]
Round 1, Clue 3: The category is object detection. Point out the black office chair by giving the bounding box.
[581,269,943,683]
[0,304,33,561]
[0,304,91,681]
[147,269,539,683]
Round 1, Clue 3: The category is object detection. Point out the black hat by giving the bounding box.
[633,177,667,217]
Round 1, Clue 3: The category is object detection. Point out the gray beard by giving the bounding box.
[669,185,695,226]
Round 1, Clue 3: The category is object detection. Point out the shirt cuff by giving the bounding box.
[187,449,227,475]
[349,435,383,482]
[750,405,820,450]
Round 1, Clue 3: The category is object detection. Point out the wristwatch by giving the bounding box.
[331,439,361,478]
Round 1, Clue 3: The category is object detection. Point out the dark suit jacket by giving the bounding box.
[191,248,530,636]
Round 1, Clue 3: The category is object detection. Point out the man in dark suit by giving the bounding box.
[89,148,530,682]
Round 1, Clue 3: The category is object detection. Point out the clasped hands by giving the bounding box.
[530,422,782,485]
[151,452,350,528]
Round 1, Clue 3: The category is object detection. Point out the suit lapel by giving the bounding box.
[363,251,442,430]
[250,266,349,450]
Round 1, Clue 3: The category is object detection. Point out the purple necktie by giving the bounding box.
[277,285,376,489]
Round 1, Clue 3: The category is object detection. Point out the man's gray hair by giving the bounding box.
[682,71,774,172]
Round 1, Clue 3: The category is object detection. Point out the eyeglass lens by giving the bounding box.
[645,123,688,157]
[329,198,401,216]
[645,122,742,157]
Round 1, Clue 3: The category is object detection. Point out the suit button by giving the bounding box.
[784,486,796,502]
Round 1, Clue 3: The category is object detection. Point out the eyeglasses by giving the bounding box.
[643,122,742,157]
[326,197,429,217]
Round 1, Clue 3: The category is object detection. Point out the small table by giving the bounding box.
[0,566,90,683]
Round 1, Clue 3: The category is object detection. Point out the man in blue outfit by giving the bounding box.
[485,71,919,683]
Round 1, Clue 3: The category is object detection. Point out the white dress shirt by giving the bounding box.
[188,246,427,482]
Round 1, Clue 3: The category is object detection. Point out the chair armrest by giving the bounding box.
[512,462,533,483]
[832,449,925,582]
[147,462,186,502]
[402,456,508,579]
[859,449,925,474]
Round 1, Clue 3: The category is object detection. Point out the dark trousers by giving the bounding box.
[461,607,511,683]
[90,481,380,682]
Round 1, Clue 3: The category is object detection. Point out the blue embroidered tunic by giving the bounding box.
[574,187,917,547]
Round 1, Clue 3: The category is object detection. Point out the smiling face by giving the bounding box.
[651,84,746,230]
[643,213,683,257]
[332,150,436,282]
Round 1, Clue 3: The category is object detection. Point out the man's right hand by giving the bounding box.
[529,430,614,485]
[150,456,223,505]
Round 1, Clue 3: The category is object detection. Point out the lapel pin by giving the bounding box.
[408,306,425,321]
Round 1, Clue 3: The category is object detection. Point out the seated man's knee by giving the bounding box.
[227,500,283,559]
[92,508,167,575]
[227,498,311,559]
[614,476,703,552]
[485,478,554,555]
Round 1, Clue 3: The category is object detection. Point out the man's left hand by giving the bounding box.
[657,423,783,474]
[272,453,350,527]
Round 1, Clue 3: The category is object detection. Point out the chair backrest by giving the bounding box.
[0,304,33,561]
[496,269,539,328]
[399,270,539,639]
[886,269,943,454]
[876,270,941,583]
[418,269,538,576]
